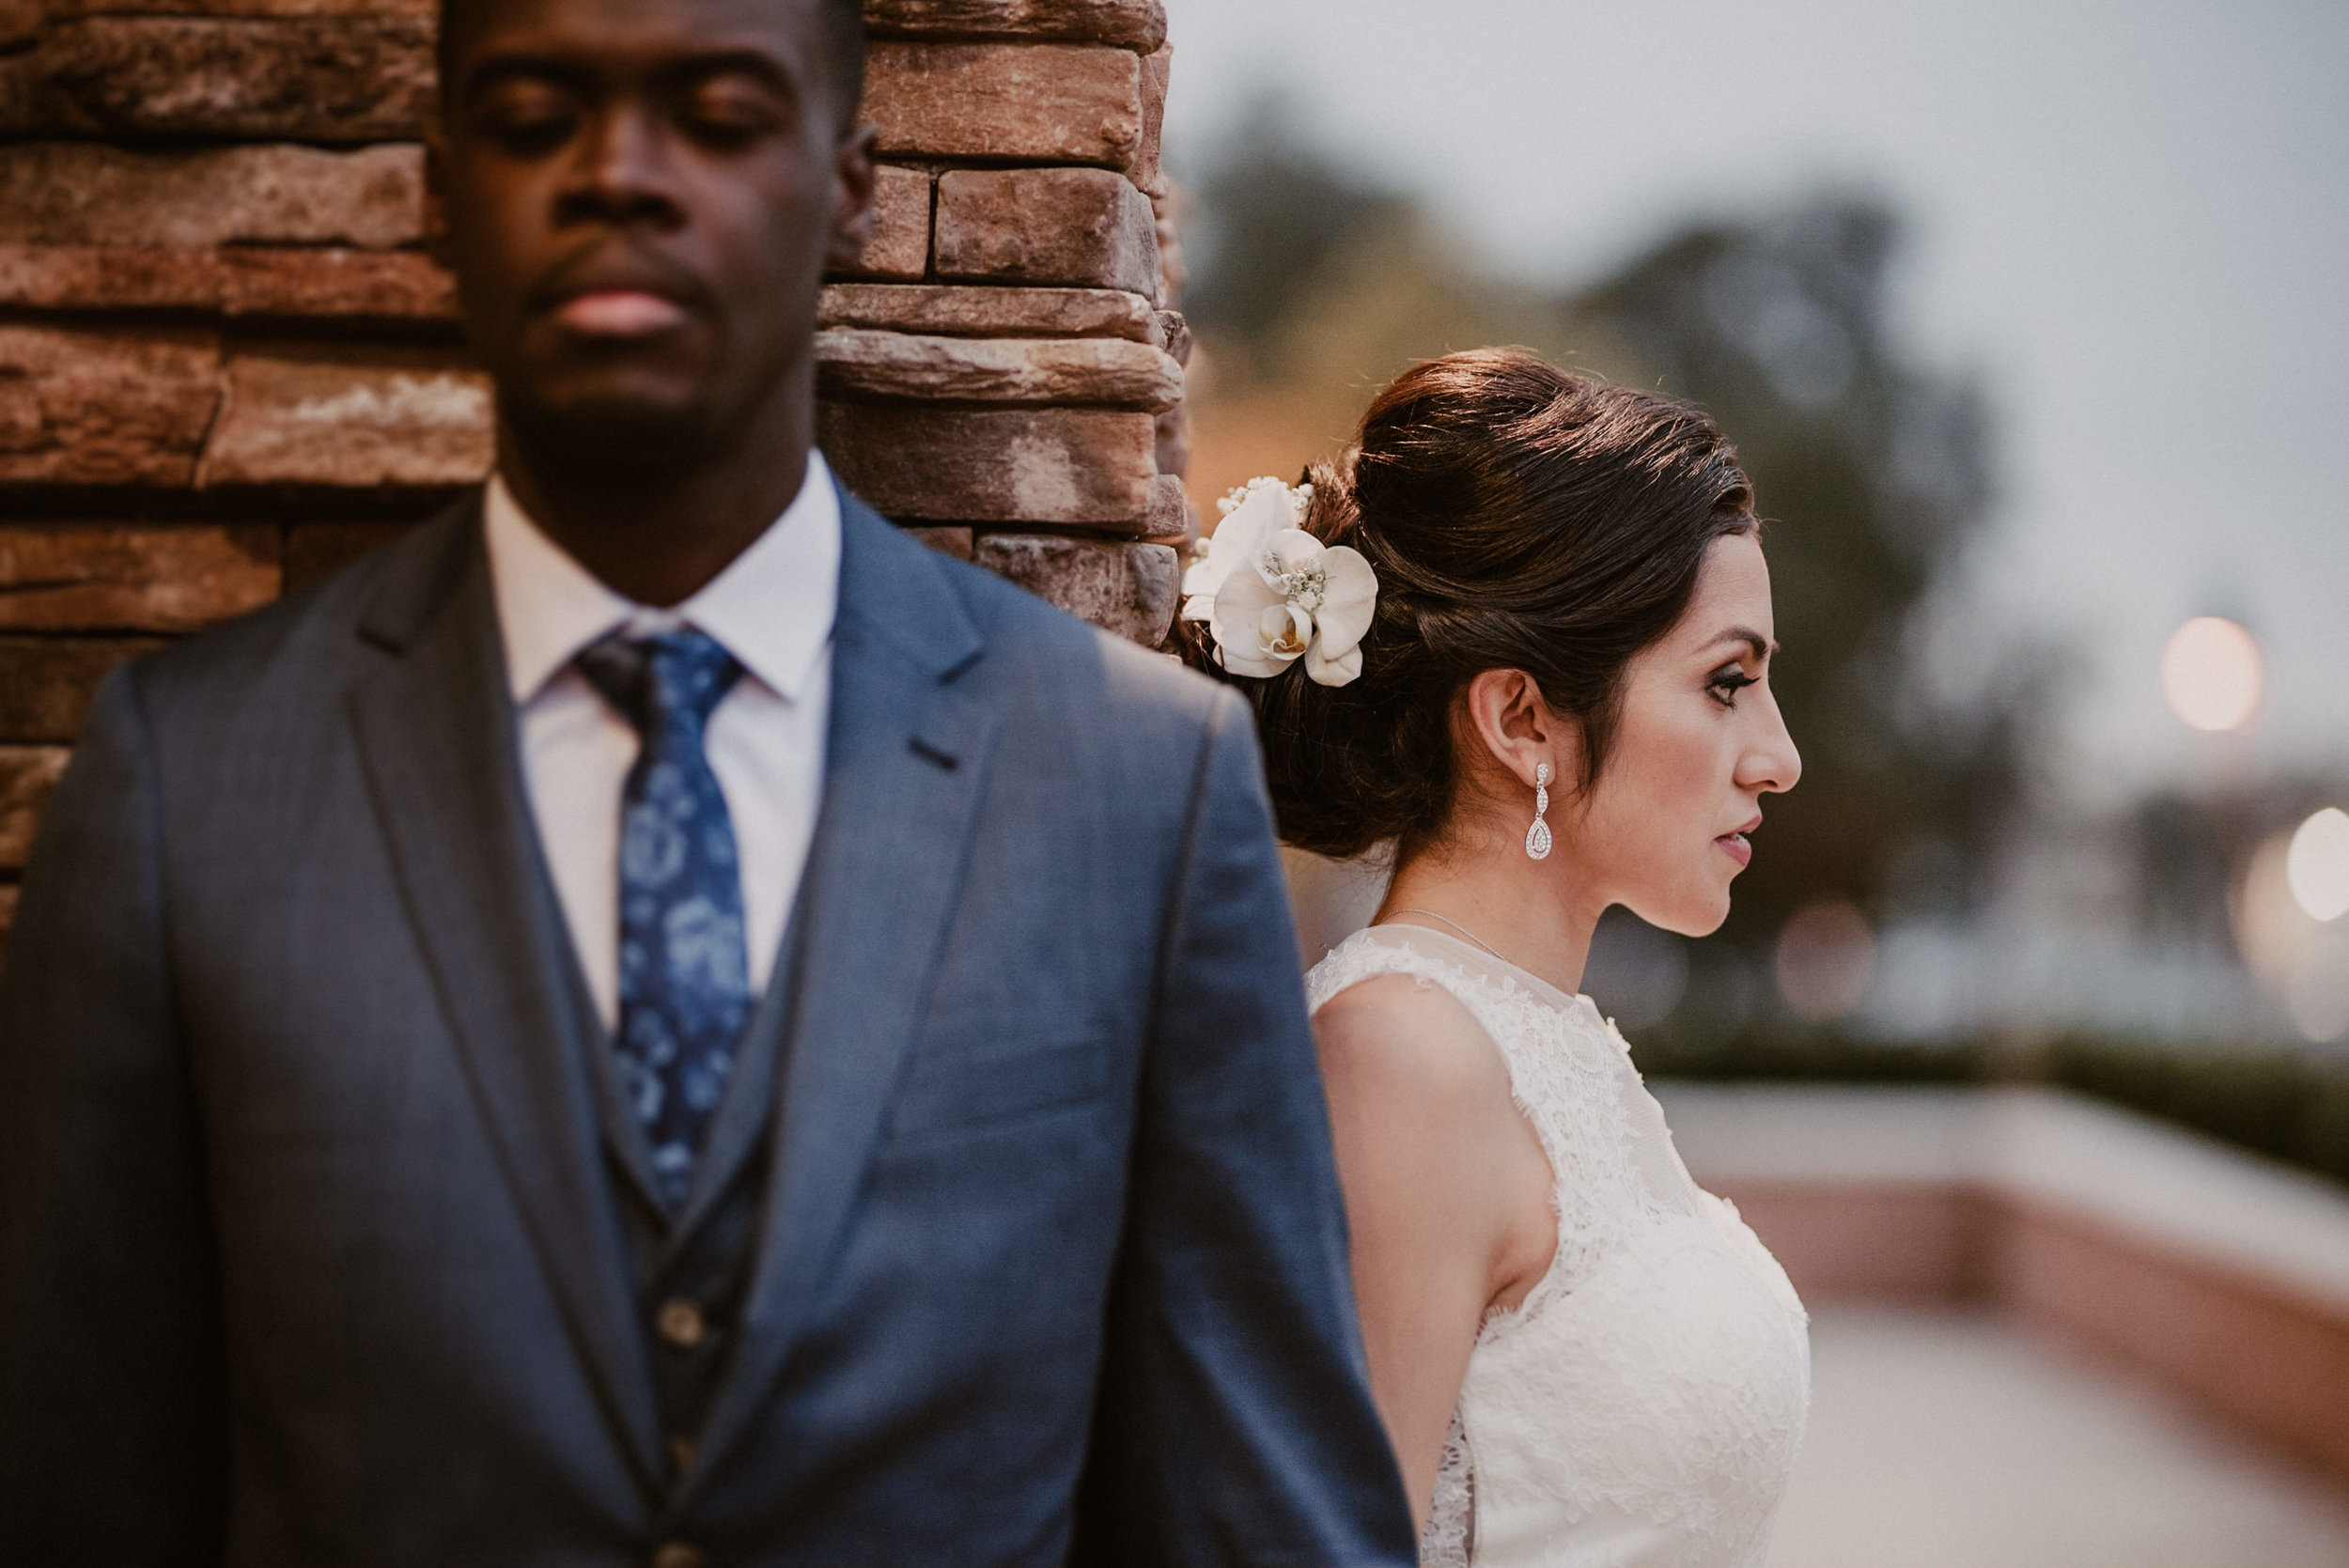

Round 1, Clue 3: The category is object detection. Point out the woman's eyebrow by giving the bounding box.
[1710,626,1777,660]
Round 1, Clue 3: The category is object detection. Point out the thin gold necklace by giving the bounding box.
[1385,907,1515,968]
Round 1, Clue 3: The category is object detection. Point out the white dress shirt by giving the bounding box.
[483,455,841,1031]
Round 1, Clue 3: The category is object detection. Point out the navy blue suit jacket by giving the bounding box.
[0,486,1415,1566]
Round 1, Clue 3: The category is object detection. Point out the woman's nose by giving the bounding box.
[1742,687,1802,795]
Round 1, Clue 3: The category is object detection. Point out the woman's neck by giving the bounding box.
[1376,838,1604,997]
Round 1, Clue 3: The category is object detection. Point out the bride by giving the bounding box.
[1179,349,1811,1566]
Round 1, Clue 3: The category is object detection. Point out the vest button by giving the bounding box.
[655,1297,707,1351]
[651,1544,706,1568]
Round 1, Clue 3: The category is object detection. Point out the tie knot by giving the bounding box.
[577,629,743,739]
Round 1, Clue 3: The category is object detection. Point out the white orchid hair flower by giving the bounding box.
[1185,476,1377,689]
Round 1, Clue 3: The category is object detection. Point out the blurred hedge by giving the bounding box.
[1634,1028,2349,1192]
[1632,1027,1987,1087]
[2038,1036,2349,1190]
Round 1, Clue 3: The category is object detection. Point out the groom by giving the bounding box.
[0,0,1414,1560]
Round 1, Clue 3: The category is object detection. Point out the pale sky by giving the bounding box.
[1161,0,2349,804]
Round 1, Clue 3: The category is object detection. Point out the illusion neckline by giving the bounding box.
[1358,922,1608,1031]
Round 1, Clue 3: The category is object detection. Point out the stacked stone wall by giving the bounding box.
[0,0,1191,946]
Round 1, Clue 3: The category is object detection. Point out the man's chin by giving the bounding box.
[499,389,720,481]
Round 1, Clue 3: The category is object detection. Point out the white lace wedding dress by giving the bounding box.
[1306,924,1811,1568]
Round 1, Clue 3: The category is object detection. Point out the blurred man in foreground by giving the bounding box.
[0,0,1414,1560]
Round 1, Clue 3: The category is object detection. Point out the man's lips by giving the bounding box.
[553,289,689,337]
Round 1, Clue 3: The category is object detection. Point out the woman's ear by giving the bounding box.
[1462,669,1577,794]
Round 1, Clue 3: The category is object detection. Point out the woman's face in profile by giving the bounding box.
[1566,532,1802,936]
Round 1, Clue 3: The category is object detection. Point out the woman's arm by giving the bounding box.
[1314,973,1557,1533]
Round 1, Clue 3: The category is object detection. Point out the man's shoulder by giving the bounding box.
[124,497,475,714]
[928,544,1234,738]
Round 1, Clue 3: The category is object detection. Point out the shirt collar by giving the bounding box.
[484,452,842,707]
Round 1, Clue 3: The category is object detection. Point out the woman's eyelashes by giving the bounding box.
[1707,665,1759,707]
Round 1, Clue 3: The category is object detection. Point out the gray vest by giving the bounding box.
[577,926,802,1487]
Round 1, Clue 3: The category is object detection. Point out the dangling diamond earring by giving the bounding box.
[1525,762,1553,861]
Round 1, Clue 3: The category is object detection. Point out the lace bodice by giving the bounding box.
[1307,925,1810,1568]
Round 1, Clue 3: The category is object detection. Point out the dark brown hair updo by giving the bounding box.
[1180,349,1757,861]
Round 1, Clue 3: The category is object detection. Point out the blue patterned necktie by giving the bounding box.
[576,629,753,1209]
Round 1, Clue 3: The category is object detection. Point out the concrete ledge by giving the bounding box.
[1658,1083,2349,1489]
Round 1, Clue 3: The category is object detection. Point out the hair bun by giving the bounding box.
[1181,349,1754,862]
[1299,451,1363,549]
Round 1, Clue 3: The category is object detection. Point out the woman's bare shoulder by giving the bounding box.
[1314,971,1516,1126]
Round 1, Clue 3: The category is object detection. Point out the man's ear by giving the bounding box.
[422,131,453,272]
[823,120,880,275]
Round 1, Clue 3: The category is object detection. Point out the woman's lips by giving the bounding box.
[554,289,688,337]
[1716,831,1753,869]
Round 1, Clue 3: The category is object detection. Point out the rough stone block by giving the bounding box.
[1130,42,1169,198]
[902,525,973,560]
[0,745,68,870]
[1153,307,1190,364]
[972,534,1175,644]
[0,18,434,142]
[0,242,224,310]
[864,43,1140,166]
[1154,203,1186,308]
[0,525,279,632]
[935,167,1158,296]
[0,243,456,321]
[0,637,165,743]
[1142,471,1189,540]
[862,0,1165,50]
[819,402,1156,524]
[837,164,930,282]
[818,283,1155,341]
[39,0,434,17]
[0,142,425,249]
[287,520,417,588]
[222,249,458,320]
[1154,403,1188,480]
[201,350,492,489]
[0,326,220,487]
[817,329,1180,411]
[0,0,40,48]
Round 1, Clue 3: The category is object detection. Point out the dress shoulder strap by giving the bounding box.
[1309,924,1472,1010]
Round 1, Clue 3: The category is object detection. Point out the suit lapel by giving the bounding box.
[691,493,993,1480]
[346,503,665,1491]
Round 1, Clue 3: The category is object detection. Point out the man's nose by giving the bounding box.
[556,105,686,227]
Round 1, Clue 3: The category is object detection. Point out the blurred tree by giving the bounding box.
[1181,121,2046,957]
[1181,94,1424,383]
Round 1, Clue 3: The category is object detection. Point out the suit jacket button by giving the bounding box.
[651,1544,706,1568]
[655,1297,707,1351]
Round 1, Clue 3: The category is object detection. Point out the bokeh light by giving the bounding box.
[2232,831,2306,985]
[2286,807,2349,923]
[2159,616,2264,733]
[2232,830,2349,1043]
[1774,899,1877,1022]
[2286,944,2349,1044]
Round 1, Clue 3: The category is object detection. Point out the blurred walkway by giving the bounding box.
[1766,1309,2349,1568]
